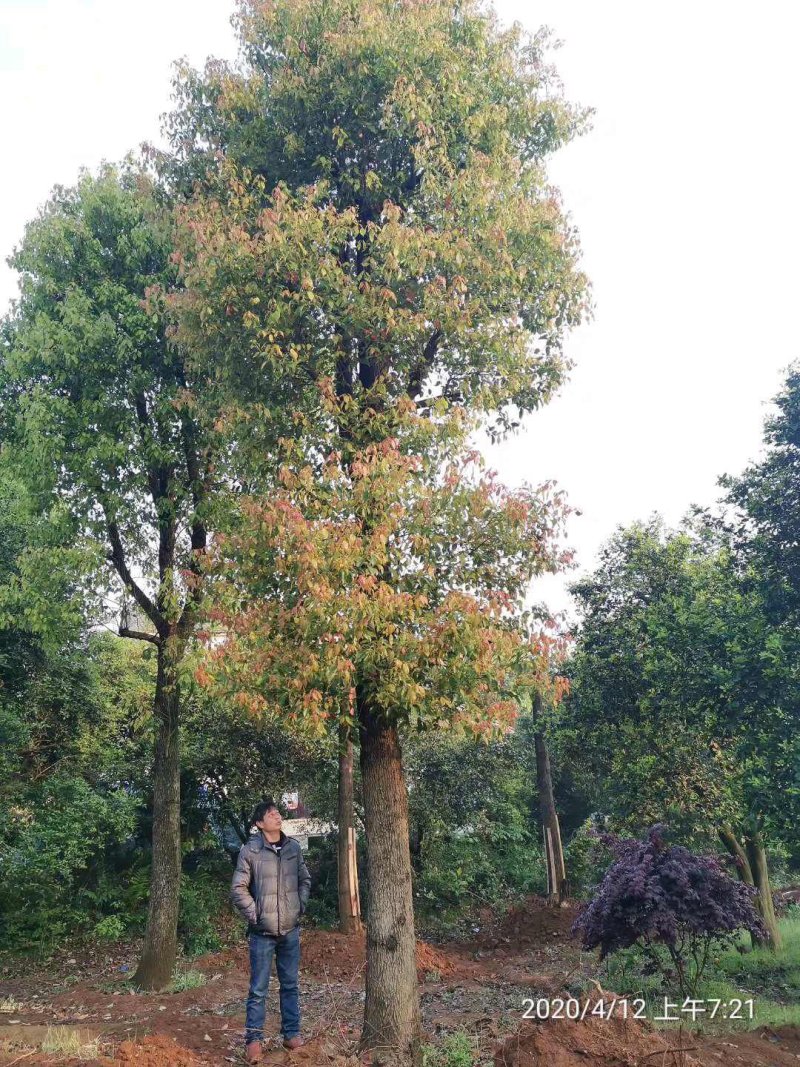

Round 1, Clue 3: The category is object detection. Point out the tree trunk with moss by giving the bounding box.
[745,828,782,951]
[719,824,781,950]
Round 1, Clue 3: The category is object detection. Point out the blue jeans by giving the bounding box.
[245,927,301,1044]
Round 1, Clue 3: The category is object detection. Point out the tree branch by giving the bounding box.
[119,626,161,646]
[408,329,442,400]
[175,411,209,637]
[134,391,168,508]
[179,416,208,553]
[104,512,165,635]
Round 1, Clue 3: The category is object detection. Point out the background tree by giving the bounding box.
[560,517,798,948]
[404,729,548,927]
[337,715,363,935]
[725,363,800,627]
[0,484,153,947]
[181,680,339,848]
[1,167,219,988]
[530,692,568,905]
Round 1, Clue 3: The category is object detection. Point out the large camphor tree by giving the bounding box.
[168,1,588,1060]
[0,168,218,988]
[200,408,573,1062]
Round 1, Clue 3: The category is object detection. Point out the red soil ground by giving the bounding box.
[3,896,800,1066]
[496,1018,800,1067]
[99,1034,203,1066]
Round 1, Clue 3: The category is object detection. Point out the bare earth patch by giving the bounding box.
[3,899,800,1065]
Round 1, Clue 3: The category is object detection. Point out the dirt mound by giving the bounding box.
[259,1037,363,1065]
[300,929,366,982]
[494,1015,699,1067]
[697,1024,800,1066]
[298,929,472,984]
[496,1016,800,1067]
[490,897,579,948]
[99,1034,201,1066]
[416,942,460,979]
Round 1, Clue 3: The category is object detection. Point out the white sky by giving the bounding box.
[2,0,798,617]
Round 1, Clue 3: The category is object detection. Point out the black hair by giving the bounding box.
[251,797,279,826]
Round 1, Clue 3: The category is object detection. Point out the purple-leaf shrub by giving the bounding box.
[573,825,765,993]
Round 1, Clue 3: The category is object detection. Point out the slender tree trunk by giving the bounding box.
[338,720,363,935]
[358,688,420,1066]
[409,822,423,870]
[719,824,781,951]
[534,728,567,904]
[718,825,754,886]
[719,825,757,951]
[745,829,782,951]
[134,635,184,990]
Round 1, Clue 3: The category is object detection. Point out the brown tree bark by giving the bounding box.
[745,828,782,951]
[718,825,754,885]
[534,728,567,905]
[133,635,184,990]
[357,689,420,1066]
[338,720,363,935]
[719,824,781,951]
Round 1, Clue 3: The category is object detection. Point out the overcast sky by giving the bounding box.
[2,0,798,617]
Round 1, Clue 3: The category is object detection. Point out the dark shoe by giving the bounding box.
[282,1035,304,1051]
[245,1039,262,1064]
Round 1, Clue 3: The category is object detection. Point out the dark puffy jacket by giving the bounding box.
[230,832,312,936]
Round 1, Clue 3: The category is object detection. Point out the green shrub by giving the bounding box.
[564,818,613,898]
[179,864,227,956]
[414,812,545,929]
[92,915,126,942]
[300,834,346,928]
[0,774,139,949]
[406,734,549,930]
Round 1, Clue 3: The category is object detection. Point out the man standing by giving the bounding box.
[231,798,312,1064]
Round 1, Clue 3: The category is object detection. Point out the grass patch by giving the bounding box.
[97,978,136,994]
[169,969,207,993]
[41,1026,102,1060]
[601,915,800,1032]
[421,1031,479,1067]
[715,916,800,1001]
[689,975,800,1030]
[97,968,207,995]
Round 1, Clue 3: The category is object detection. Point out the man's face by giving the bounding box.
[256,806,282,834]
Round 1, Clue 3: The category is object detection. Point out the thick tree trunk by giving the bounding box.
[534,729,567,904]
[745,829,782,951]
[134,636,184,990]
[358,690,420,1066]
[338,720,363,935]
